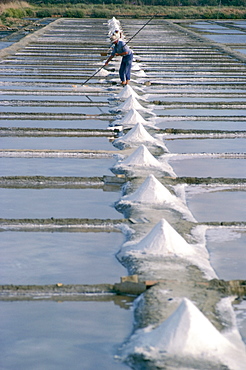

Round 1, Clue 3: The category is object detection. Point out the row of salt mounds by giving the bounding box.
[120,298,246,370]
[107,16,122,36]
[117,218,216,279]
[111,145,173,175]
[115,174,196,222]
[112,122,168,151]
[106,18,245,368]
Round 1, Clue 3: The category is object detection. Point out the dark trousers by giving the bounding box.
[119,53,133,82]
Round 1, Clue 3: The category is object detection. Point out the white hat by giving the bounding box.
[110,32,120,42]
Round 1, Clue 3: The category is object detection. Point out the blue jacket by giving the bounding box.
[111,40,133,57]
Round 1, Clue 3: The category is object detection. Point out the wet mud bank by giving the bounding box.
[0,16,246,369]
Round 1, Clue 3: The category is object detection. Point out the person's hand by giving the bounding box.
[115,53,119,56]
[104,61,108,66]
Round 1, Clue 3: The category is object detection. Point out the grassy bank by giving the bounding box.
[33,5,246,20]
[0,1,246,29]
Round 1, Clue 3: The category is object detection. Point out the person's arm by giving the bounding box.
[115,51,128,56]
[104,54,114,66]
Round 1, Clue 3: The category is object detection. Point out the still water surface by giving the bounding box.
[0,188,121,219]
[0,300,133,370]
[0,157,116,177]
[0,231,126,285]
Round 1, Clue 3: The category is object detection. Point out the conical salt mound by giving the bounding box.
[113,123,165,149]
[131,62,142,71]
[132,69,147,77]
[116,85,141,100]
[108,17,120,28]
[122,298,246,368]
[122,174,175,204]
[120,145,162,169]
[117,95,147,112]
[116,109,149,126]
[118,123,156,144]
[128,219,195,256]
[136,299,244,364]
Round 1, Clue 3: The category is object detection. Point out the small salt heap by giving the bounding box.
[121,145,161,167]
[118,219,195,258]
[112,123,167,150]
[131,69,147,78]
[116,174,196,221]
[118,174,178,204]
[95,68,110,77]
[116,85,143,100]
[112,145,171,174]
[121,298,246,369]
[116,95,147,112]
[108,17,121,34]
[131,62,143,71]
[111,108,149,128]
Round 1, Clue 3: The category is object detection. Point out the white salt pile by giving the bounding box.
[121,145,161,166]
[116,85,143,100]
[131,69,147,78]
[112,145,172,174]
[95,68,110,77]
[119,174,179,204]
[117,95,148,112]
[121,298,246,369]
[107,16,120,28]
[131,62,142,71]
[112,122,168,150]
[117,174,197,221]
[107,17,121,35]
[111,108,149,128]
[118,218,195,258]
[113,123,168,152]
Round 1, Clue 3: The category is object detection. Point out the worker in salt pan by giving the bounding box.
[104,30,133,85]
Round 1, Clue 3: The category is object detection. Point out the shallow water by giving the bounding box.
[153,108,246,117]
[0,188,121,219]
[0,105,111,115]
[0,136,115,151]
[165,138,246,154]
[186,189,246,222]
[0,119,110,129]
[0,157,116,177]
[156,119,246,131]
[0,231,126,285]
[202,34,246,44]
[206,228,246,280]
[169,157,246,178]
[0,300,133,370]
